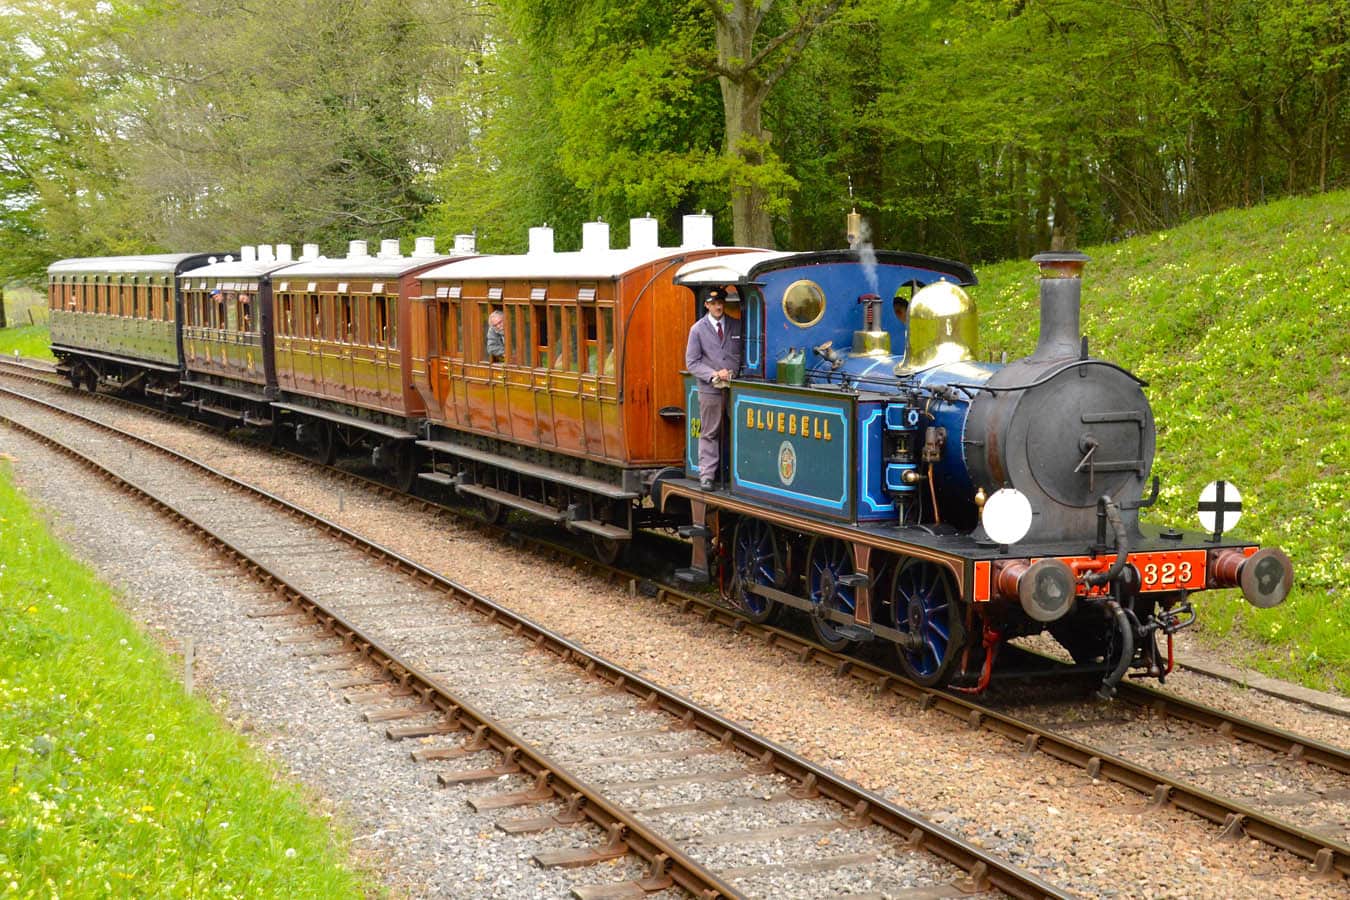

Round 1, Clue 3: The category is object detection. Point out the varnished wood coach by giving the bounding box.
[411,215,751,560]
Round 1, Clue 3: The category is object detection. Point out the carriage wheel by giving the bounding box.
[393,443,419,494]
[591,535,626,566]
[890,558,964,686]
[479,496,508,525]
[730,517,781,625]
[805,536,859,652]
[313,421,338,466]
[81,366,97,393]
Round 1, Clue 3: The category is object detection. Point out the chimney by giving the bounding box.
[378,238,401,259]
[629,215,658,250]
[582,220,610,253]
[276,244,293,263]
[1030,251,1090,361]
[453,234,476,254]
[413,236,437,257]
[240,246,257,263]
[300,243,320,261]
[528,225,554,255]
[681,212,713,249]
[348,240,368,259]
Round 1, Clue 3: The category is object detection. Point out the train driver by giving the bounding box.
[685,287,742,490]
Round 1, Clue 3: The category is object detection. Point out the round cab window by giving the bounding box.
[783,279,826,327]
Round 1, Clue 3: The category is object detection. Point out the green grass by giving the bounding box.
[972,190,1349,694]
[0,325,55,363]
[0,287,53,362]
[0,463,372,897]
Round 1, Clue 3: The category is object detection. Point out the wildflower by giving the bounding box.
[285,848,296,858]
[145,734,155,743]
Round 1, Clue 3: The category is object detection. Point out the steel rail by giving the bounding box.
[0,388,1067,900]
[5,363,1345,878]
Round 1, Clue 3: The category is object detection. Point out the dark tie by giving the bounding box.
[716,320,723,342]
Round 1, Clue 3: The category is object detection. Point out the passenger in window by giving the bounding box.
[486,308,505,362]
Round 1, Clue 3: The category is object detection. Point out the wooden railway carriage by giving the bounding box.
[410,215,753,559]
[178,245,293,422]
[47,253,217,395]
[262,238,460,484]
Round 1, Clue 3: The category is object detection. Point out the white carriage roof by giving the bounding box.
[179,259,295,280]
[47,254,206,276]
[673,251,796,285]
[419,246,738,282]
[269,254,458,280]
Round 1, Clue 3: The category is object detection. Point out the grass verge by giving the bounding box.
[0,461,370,896]
[972,190,1349,694]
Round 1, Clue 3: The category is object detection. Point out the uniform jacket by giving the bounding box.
[685,314,742,395]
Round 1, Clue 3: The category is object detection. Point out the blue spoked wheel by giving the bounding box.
[805,537,859,652]
[730,517,781,624]
[890,558,965,686]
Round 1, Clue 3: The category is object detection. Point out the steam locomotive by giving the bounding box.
[657,246,1292,696]
[44,215,1292,695]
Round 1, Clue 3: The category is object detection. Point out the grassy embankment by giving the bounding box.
[0,288,54,362]
[972,190,1348,694]
[0,463,370,896]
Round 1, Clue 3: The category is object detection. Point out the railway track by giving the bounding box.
[0,383,1064,899]
[2,361,1346,885]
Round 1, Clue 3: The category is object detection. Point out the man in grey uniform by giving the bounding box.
[684,288,741,490]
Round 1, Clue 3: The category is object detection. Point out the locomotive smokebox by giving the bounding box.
[1030,251,1090,361]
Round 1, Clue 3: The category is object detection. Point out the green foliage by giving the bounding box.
[974,191,1350,694]
[0,464,369,895]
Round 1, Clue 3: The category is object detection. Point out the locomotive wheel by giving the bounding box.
[804,537,859,652]
[890,558,964,687]
[1048,608,1114,665]
[730,517,781,625]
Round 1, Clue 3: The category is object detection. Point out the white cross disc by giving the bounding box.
[1198,480,1243,533]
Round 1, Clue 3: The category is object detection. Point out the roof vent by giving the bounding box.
[582,220,610,253]
[208,256,218,265]
[681,212,714,249]
[348,240,368,259]
[241,246,257,263]
[453,234,476,254]
[528,225,554,255]
[257,244,275,263]
[378,238,401,259]
[629,215,659,250]
[413,236,437,257]
[300,243,320,261]
[276,244,293,263]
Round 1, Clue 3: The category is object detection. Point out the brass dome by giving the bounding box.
[897,281,978,372]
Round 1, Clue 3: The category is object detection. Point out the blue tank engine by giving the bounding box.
[663,247,1292,695]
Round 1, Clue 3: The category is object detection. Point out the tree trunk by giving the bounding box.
[718,67,775,247]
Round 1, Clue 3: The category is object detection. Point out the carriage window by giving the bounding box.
[580,307,598,373]
[309,294,321,338]
[340,296,355,342]
[509,305,529,364]
[437,301,457,357]
[238,294,252,333]
[215,292,227,329]
[556,306,578,372]
[532,304,548,367]
[598,307,614,376]
[374,296,391,346]
[280,296,294,335]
